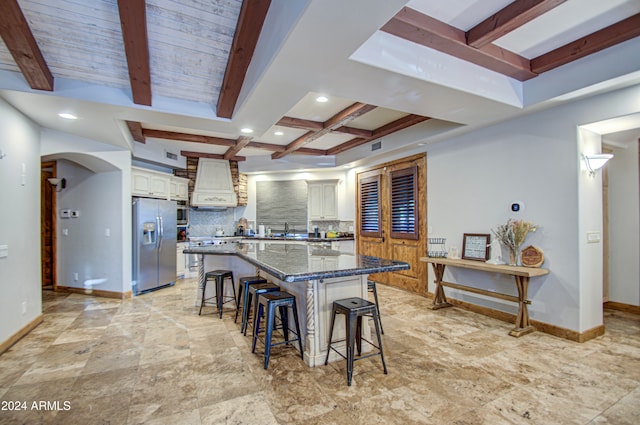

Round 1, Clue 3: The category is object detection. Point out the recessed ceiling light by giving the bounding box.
[58,112,78,120]
[274,131,284,136]
[315,96,328,103]
[240,128,253,134]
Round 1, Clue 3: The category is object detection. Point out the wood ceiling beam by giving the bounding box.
[333,126,373,138]
[272,103,377,159]
[117,0,151,106]
[277,116,375,137]
[142,129,237,147]
[327,114,430,155]
[126,121,145,143]
[381,7,537,81]
[246,141,286,152]
[0,0,53,91]
[181,151,245,162]
[531,13,640,74]
[216,0,271,119]
[467,0,566,48]
[223,136,252,160]
[276,116,323,131]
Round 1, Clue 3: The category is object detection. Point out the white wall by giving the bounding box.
[424,84,640,333]
[608,140,640,305]
[0,98,42,343]
[41,129,132,295]
[56,160,125,293]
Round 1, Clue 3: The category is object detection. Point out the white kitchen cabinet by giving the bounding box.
[170,176,189,201]
[307,180,338,220]
[131,166,170,199]
[176,242,187,277]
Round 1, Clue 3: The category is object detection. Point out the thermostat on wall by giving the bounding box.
[510,201,524,213]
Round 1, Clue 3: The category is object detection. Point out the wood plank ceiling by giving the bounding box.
[0,0,639,161]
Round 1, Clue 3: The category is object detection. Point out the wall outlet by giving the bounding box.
[22,301,26,314]
[74,273,79,281]
[105,228,110,237]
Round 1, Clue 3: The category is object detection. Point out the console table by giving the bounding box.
[420,257,549,337]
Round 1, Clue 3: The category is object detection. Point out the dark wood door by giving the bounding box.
[356,154,427,294]
[41,162,56,289]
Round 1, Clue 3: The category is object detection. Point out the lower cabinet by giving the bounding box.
[177,242,187,278]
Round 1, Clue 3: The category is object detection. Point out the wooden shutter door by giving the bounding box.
[357,154,427,293]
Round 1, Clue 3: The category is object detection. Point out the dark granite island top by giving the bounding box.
[183,242,409,282]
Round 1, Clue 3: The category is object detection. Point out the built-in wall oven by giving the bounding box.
[177,202,189,225]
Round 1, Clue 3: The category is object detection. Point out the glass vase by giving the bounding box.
[508,247,520,266]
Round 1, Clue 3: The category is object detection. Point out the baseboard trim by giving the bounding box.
[56,286,132,300]
[604,301,640,315]
[0,314,44,355]
[428,293,604,343]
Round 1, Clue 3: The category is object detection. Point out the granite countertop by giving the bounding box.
[242,235,355,242]
[183,241,409,283]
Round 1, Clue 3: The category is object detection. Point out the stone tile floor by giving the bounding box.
[0,277,638,424]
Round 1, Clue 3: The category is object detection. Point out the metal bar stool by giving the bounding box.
[235,275,267,334]
[199,270,236,318]
[367,280,384,334]
[244,282,280,336]
[324,297,387,386]
[251,291,304,369]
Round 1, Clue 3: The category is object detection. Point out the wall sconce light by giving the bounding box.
[47,177,67,192]
[583,154,613,176]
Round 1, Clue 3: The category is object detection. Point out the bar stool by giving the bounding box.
[234,275,267,334]
[244,282,280,336]
[367,280,384,334]
[324,297,387,386]
[199,270,236,318]
[251,291,303,369]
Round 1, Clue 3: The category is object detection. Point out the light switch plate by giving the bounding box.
[587,231,601,243]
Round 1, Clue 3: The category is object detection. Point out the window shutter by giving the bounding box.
[359,175,382,237]
[390,166,418,240]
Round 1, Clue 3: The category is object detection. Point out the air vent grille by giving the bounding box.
[371,140,382,151]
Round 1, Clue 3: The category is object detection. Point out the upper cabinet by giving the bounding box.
[132,166,189,201]
[308,180,338,220]
[170,176,189,201]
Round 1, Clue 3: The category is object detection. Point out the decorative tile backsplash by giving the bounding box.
[188,208,235,237]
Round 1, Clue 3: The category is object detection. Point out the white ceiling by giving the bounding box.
[0,0,639,172]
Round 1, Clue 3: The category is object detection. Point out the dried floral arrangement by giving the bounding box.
[492,219,537,253]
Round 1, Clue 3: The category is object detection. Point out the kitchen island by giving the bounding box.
[183,241,409,366]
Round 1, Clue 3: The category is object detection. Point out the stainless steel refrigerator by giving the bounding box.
[132,197,177,294]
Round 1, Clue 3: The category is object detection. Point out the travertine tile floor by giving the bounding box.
[1,277,639,424]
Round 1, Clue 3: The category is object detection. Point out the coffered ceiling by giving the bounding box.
[0,0,639,171]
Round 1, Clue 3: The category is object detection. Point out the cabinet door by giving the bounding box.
[150,175,169,198]
[308,184,324,219]
[176,180,188,200]
[321,183,338,219]
[176,243,186,277]
[132,170,152,196]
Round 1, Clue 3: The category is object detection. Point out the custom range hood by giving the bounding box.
[191,158,237,208]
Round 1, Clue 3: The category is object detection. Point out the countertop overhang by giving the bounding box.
[183,242,409,282]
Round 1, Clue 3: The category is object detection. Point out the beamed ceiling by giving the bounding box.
[0,0,639,170]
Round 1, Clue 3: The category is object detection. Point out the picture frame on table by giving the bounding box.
[462,233,491,261]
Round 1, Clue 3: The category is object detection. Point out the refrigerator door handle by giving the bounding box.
[158,215,164,251]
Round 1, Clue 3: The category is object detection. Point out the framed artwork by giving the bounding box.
[462,233,490,261]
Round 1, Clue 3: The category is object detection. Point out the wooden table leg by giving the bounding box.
[431,263,452,310]
[509,275,535,337]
